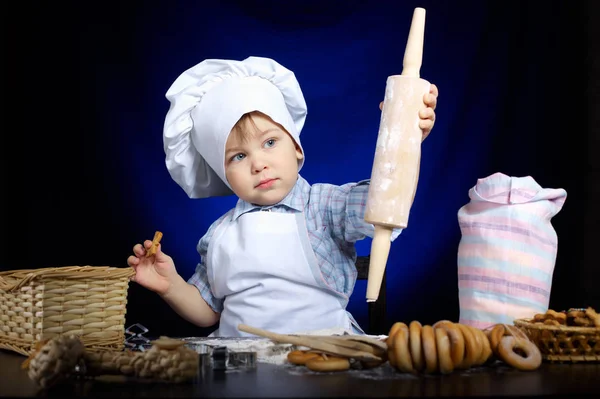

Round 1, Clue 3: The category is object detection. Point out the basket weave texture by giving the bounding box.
[0,266,135,356]
[514,318,600,362]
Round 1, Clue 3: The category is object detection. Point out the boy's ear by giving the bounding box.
[295,147,304,161]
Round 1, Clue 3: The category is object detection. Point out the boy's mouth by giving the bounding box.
[255,178,278,189]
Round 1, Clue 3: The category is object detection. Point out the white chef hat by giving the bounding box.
[163,56,307,198]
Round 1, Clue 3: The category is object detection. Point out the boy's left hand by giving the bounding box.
[379,83,439,142]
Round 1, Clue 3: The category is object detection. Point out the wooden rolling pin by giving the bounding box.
[364,7,431,302]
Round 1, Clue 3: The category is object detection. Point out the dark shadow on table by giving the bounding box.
[2,350,599,398]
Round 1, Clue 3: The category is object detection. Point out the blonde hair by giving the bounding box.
[230,112,261,144]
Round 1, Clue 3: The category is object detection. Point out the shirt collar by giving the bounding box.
[231,175,310,220]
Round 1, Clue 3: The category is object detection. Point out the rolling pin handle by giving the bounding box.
[366,225,393,302]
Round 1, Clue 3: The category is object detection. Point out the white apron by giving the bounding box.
[206,209,355,337]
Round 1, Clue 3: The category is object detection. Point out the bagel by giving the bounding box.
[435,321,465,368]
[496,336,542,371]
[392,327,415,373]
[420,325,438,374]
[488,324,506,355]
[287,350,321,365]
[387,322,408,368]
[408,320,424,372]
[468,325,492,365]
[305,355,351,372]
[455,323,480,369]
[434,327,454,374]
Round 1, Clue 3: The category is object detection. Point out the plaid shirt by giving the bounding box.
[188,175,401,313]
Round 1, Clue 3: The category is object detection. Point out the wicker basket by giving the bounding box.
[514,318,600,362]
[0,266,135,356]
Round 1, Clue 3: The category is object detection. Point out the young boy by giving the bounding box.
[127,56,438,337]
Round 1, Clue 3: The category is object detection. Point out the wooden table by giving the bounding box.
[1,350,599,398]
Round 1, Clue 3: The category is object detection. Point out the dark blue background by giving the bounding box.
[5,0,591,337]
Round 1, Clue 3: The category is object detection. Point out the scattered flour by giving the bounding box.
[181,327,387,366]
[281,360,419,380]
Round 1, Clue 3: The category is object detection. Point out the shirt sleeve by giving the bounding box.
[324,179,403,243]
[187,213,231,314]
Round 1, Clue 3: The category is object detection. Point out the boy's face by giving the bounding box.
[224,112,303,206]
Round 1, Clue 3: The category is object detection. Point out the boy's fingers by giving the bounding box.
[419,120,433,131]
[423,93,437,108]
[430,84,439,97]
[419,108,434,119]
[133,244,145,256]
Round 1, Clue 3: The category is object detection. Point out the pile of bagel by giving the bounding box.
[286,320,542,374]
[387,320,541,374]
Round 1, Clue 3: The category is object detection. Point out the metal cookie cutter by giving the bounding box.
[194,344,257,373]
[124,323,151,351]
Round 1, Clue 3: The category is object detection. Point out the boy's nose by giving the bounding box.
[252,161,268,174]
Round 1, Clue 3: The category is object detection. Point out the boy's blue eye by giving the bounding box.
[265,139,276,148]
[232,153,245,162]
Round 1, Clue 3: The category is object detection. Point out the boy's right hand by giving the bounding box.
[127,240,177,296]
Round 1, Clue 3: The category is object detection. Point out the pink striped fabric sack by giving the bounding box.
[457,172,567,329]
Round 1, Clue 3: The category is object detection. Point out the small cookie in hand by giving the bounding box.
[145,231,163,258]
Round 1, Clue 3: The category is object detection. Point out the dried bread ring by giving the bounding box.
[435,327,454,374]
[469,326,492,365]
[479,328,493,364]
[387,322,408,368]
[287,350,321,365]
[305,355,350,372]
[456,323,479,369]
[408,320,424,372]
[489,324,506,355]
[420,325,438,374]
[388,322,408,342]
[432,320,454,328]
[496,336,541,371]
[465,325,485,366]
[392,327,415,373]
[435,321,465,368]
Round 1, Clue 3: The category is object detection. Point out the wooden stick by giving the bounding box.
[306,335,388,352]
[307,337,386,357]
[237,324,382,362]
